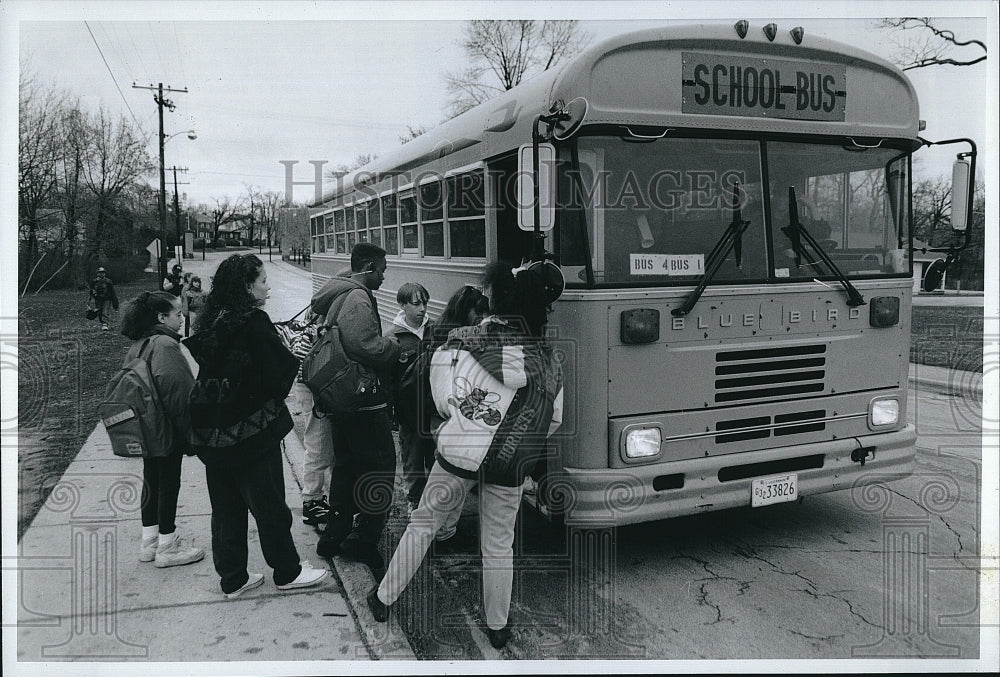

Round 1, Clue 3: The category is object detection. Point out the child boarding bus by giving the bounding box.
[307,22,976,526]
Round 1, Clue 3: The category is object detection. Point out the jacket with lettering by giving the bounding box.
[429,318,563,487]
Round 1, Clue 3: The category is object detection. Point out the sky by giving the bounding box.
[2,1,995,209]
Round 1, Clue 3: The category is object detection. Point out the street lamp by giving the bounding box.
[158,129,196,288]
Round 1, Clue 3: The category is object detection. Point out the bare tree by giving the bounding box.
[78,107,153,268]
[209,196,243,245]
[445,20,590,117]
[876,18,986,70]
[18,71,63,277]
[398,124,428,145]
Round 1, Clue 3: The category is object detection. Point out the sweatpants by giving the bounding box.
[204,446,302,594]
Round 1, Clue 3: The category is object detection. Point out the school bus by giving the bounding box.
[307,22,976,526]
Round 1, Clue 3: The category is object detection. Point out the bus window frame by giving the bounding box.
[398,189,419,255]
[419,176,445,258]
[446,169,488,260]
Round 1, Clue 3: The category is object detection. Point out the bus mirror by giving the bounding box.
[950,158,971,231]
[517,143,555,232]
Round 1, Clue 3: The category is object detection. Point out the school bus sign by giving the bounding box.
[682,52,846,121]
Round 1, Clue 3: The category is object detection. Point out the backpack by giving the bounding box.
[301,325,382,414]
[99,337,174,458]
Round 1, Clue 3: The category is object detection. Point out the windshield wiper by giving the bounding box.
[672,182,751,317]
[783,187,866,307]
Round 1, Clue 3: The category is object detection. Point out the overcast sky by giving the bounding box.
[3,1,995,208]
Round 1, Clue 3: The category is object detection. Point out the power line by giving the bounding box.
[84,21,141,126]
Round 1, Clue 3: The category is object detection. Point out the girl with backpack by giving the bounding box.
[119,291,205,568]
[369,262,564,650]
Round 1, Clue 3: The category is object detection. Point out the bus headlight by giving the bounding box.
[624,426,662,459]
[869,397,900,429]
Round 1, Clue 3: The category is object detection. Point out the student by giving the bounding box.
[164,264,184,297]
[118,290,204,568]
[369,262,564,650]
[89,267,120,331]
[386,282,431,512]
[181,275,206,337]
[186,254,328,598]
[312,243,401,578]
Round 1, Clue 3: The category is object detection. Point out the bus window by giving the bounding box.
[368,199,381,247]
[381,193,399,255]
[420,179,444,257]
[333,209,346,254]
[767,142,911,278]
[355,202,369,242]
[447,171,486,258]
[400,193,418,253]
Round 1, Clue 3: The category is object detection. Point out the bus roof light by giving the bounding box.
[734,20,749,39]
[763,23,778,42]
[790,26,804,44]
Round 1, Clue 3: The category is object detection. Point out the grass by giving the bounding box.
[15,291,985,540]
[910,305,984,373]
[16,273,160,538]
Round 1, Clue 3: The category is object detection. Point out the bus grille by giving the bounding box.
[714,345,826,403]
[715,410,827,444]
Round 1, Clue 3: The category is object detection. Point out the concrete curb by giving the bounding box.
[282,428,418,661]
[908,362,984,398]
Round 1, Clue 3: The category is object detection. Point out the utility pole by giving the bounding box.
[133,82,187,289]
[168,166,190,254]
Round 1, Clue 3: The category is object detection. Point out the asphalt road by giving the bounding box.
[196,251,987,661]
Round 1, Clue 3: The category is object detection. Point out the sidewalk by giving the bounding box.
[13,419,417,664]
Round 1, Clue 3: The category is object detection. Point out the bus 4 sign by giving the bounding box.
[682,52,846,121]
[630,253,704,276]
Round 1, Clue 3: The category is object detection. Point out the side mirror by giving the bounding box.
[950,158,971,231]
[517,142,555,232]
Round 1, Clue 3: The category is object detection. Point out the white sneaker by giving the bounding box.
[139,536,158,562]
[154,536,206,568]
[276,561,329,590]
[224,573,265,599]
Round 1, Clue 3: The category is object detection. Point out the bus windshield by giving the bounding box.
[556,134,911,286]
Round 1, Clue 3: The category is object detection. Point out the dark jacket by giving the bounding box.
[123,325,194,456]
[310,275,401,407]
[89,276,119,309]
[183,308,299,463]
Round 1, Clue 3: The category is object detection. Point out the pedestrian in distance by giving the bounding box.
[181,274,206,338]
[312,242,401,578]
[118,290,205,568]
[89,266,120,331]
[164,263,184,297]
[369,261,565,651]
[185,254,328,599]
[386,282,432,513]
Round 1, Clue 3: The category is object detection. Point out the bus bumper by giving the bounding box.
[547,424,916,527]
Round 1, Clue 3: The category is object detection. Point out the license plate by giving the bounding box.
[751,473,798,507]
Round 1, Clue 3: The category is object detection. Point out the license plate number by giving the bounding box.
[751,474,798,507]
